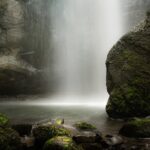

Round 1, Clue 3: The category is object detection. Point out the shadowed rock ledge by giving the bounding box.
[106,12,150,119]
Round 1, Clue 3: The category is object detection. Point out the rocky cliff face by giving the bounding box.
[0,0,46,95]
[106,13,150,118]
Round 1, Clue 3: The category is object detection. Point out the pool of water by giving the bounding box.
[0,101,124,134]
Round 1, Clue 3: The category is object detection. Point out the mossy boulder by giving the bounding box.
[43,136,82,150]
[119,118,150,138]
[74,122,96,131]
[0,113,9,127]
[32,124,71,147]
[0,127,21,150]
[106,12,150,118]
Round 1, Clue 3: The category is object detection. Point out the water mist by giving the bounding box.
[46,0,123,105]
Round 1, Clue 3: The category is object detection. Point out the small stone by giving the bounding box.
[21,135,34,147]
[101,135,123,148]
[73,131,102,144]
[131,146,138,150]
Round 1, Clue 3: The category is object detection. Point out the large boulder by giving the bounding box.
[106,12,150,118]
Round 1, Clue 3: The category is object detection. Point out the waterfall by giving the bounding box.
[21,0,124,104]
[48,0,123,100]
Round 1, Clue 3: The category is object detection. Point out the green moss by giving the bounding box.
[74,122,96,131]
[0,113,9,127]
[129,118,150,126]
[54,119,64,125]
[43,136,82,150]
[33,124,71,147]
[106,84,150,118]
[119,118,150,138]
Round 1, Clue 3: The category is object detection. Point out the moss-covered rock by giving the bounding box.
[106,12,150,118]
[43,136,82,150]
[0,113,9,127]
[74,122,96,131]
[32,124,71,147]
[119,118,150,138]
[0,127,21,150]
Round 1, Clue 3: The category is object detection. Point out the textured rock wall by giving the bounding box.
[0,0,46,95]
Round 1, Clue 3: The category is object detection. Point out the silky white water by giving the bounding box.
[47,0,123,104]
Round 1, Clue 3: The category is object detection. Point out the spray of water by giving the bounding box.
[47,0,123,104]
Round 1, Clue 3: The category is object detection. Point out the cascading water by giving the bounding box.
[47,0,123,103]
[21,0,149,105]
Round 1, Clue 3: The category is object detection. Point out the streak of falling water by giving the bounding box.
[49,0,123,98]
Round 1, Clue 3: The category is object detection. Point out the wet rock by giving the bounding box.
[119,118,150,138]
[74,121,96,131]
[12,124,32,136]
[0,127,21,150]
[73,131,102,144]
[43,136,82,150]
[106,12,150,118]
[0,113,9,127]
[21,135,34,148]
[105,134,123,145]
[32,124,71,147]
[101,134,123,149]
[80,143,102,150]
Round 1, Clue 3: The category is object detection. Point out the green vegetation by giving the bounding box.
[119,118,150,138]
[43,136,82,150]
[74,121,96,131]
[0,113,9,127]
[33,124,71,147]
[106,84,150,118]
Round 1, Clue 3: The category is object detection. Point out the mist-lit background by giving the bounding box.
[20,0,150,104]
[0,0,149,133]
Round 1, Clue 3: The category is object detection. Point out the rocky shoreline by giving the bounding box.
[0,113,150,150]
